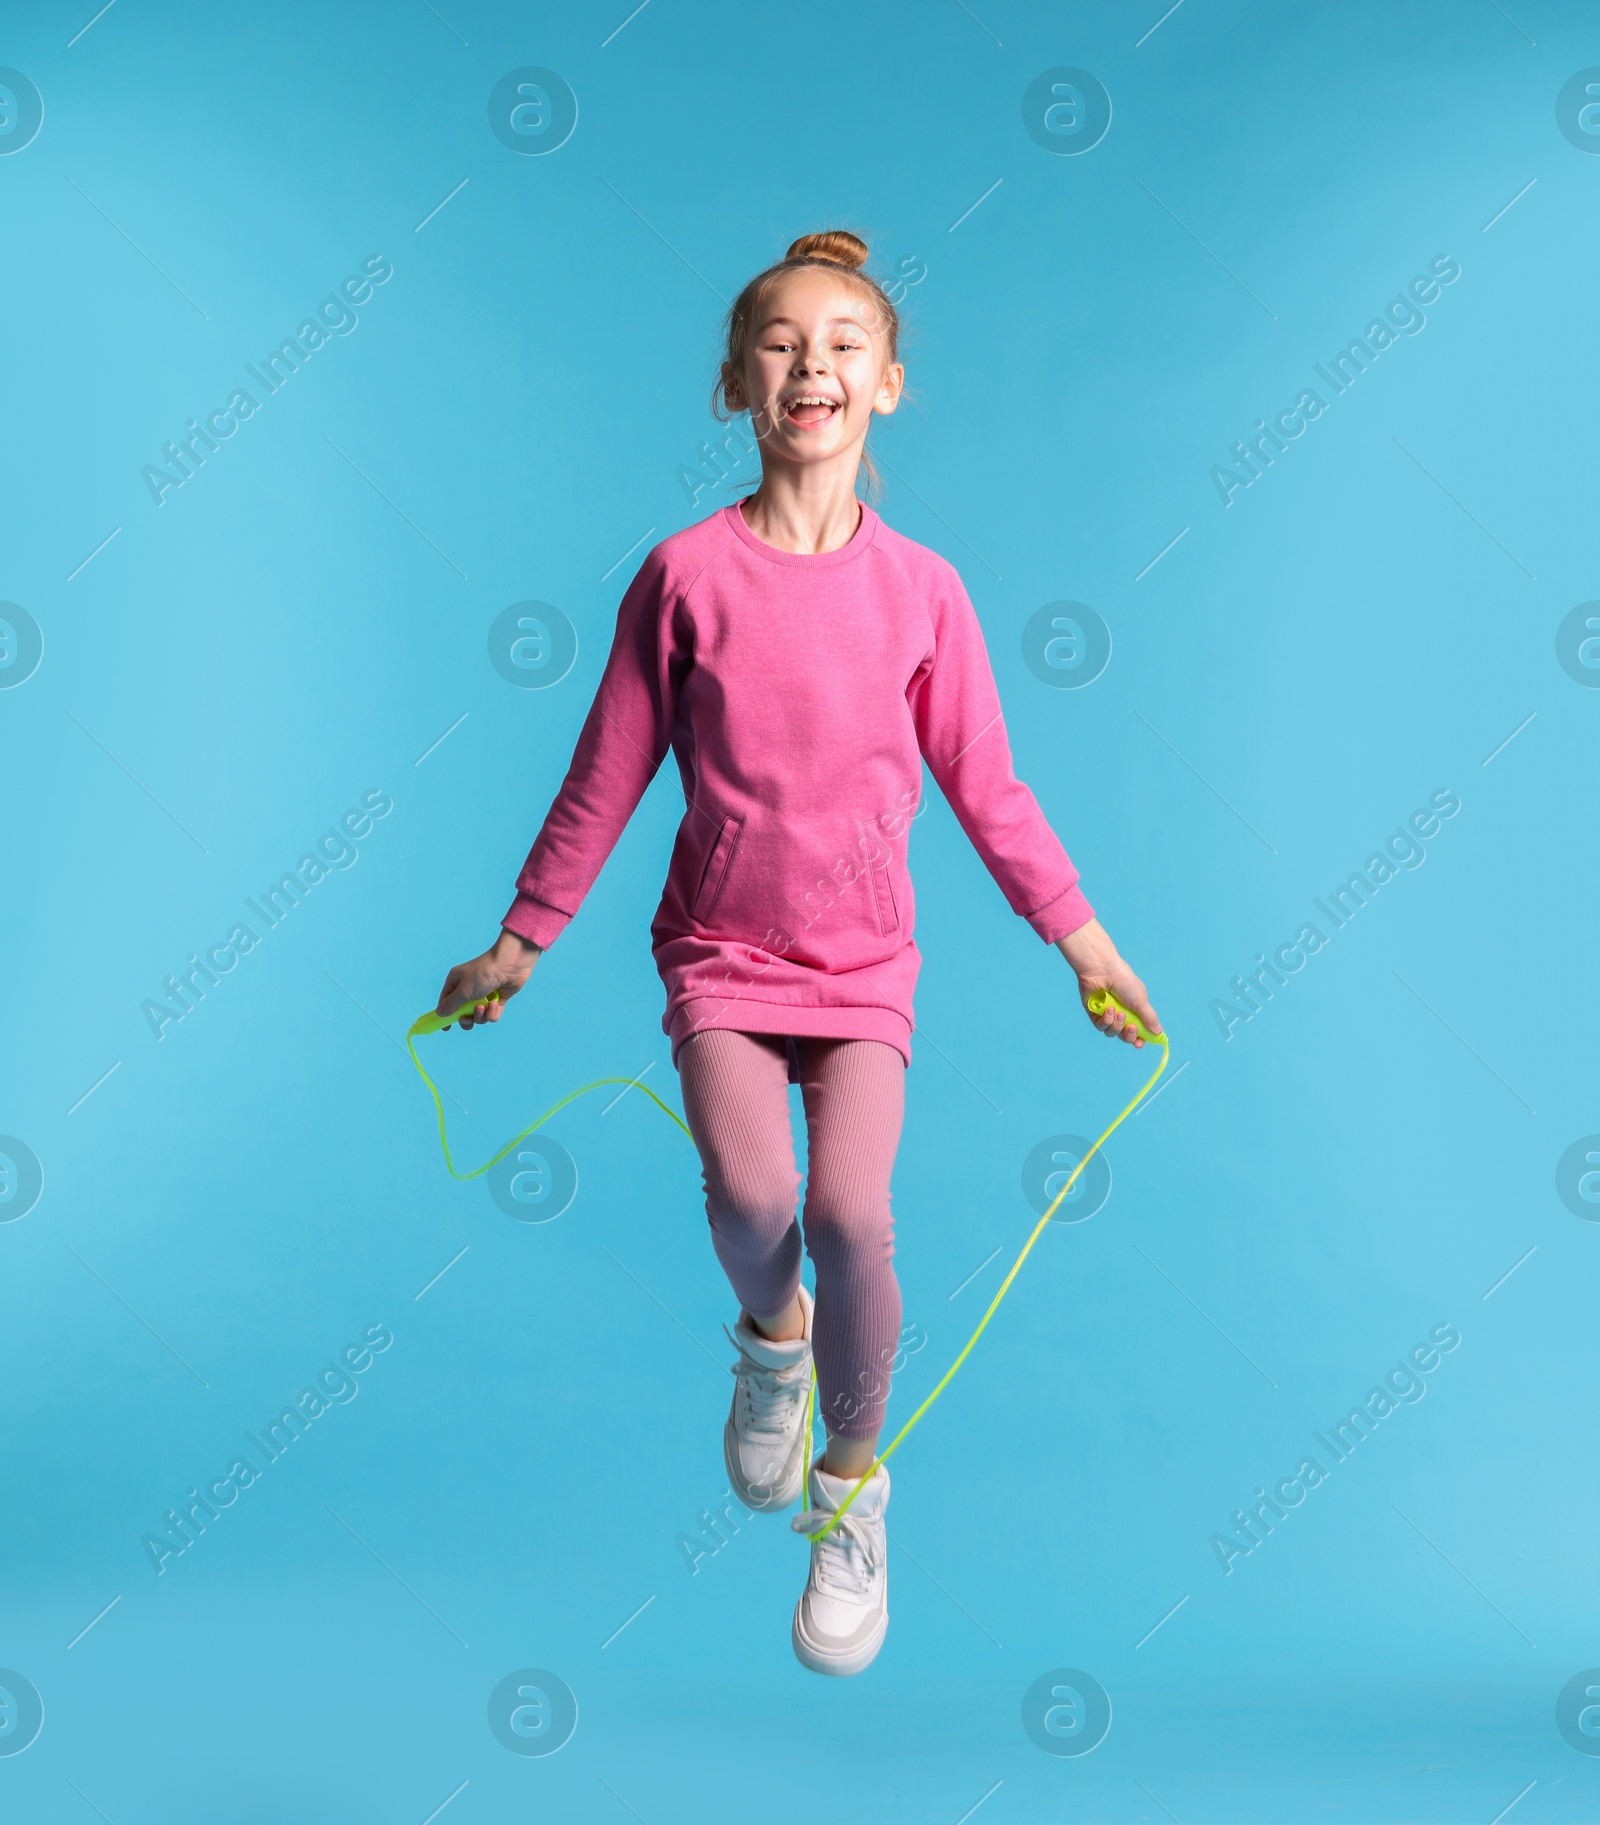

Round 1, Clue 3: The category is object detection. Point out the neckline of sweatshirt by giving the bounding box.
[719,497,881,569]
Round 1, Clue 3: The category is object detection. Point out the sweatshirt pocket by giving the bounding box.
[691,814,742,922]
[861,827,901,937]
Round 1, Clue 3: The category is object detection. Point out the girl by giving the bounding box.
[434,230,1162,1677]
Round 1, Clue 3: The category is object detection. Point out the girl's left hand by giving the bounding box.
[1055,917,1162,1048]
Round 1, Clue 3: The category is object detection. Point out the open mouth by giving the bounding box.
[782,394,843,429]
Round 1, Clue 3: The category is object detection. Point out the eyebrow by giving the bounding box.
[758,316,870,332]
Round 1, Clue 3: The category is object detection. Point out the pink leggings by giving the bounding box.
[676,1029,905,1440]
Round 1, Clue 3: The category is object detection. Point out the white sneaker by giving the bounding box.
[790,1455,890,1676]
[722,1283,814,1511]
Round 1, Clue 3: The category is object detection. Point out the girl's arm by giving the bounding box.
[435,551,683,1029]
[908,566,1162,1048]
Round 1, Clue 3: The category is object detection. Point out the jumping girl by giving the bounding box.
[433,230,1162,1676]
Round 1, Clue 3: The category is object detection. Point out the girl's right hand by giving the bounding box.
[1055,917,1162,1049]
[435,929,542,1030]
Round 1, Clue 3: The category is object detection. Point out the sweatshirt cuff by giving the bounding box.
[501,892,573,952]
[1026,882,1095,946]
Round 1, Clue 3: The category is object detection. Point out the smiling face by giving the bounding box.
[723,267,904,468]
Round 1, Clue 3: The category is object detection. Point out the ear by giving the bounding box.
[873,362,905,417]
[719,360,747,411]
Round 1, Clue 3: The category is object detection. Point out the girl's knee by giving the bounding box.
[707,1169,800,1241]
[801,1194,894,1264]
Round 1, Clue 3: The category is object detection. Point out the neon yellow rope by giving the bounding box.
[406,998,691,1177]
[409,989,1167,1542]
[800,992,1166,1540]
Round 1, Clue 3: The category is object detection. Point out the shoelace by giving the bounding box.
[724,1329,810,1439]
[791,1499,880,1599]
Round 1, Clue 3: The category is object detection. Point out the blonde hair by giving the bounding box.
[712,230,904,505]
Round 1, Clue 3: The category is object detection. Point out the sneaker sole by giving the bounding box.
[723,1408,807,1511]
[791,1599,889,1677]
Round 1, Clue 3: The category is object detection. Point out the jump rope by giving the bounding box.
[408,986,1167,1543]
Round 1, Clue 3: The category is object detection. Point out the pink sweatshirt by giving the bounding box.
[501,499,1094,1066]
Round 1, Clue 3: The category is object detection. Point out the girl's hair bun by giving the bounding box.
[784,229,869,271]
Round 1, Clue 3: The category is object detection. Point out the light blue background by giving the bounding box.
[3,2,1597,1818]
